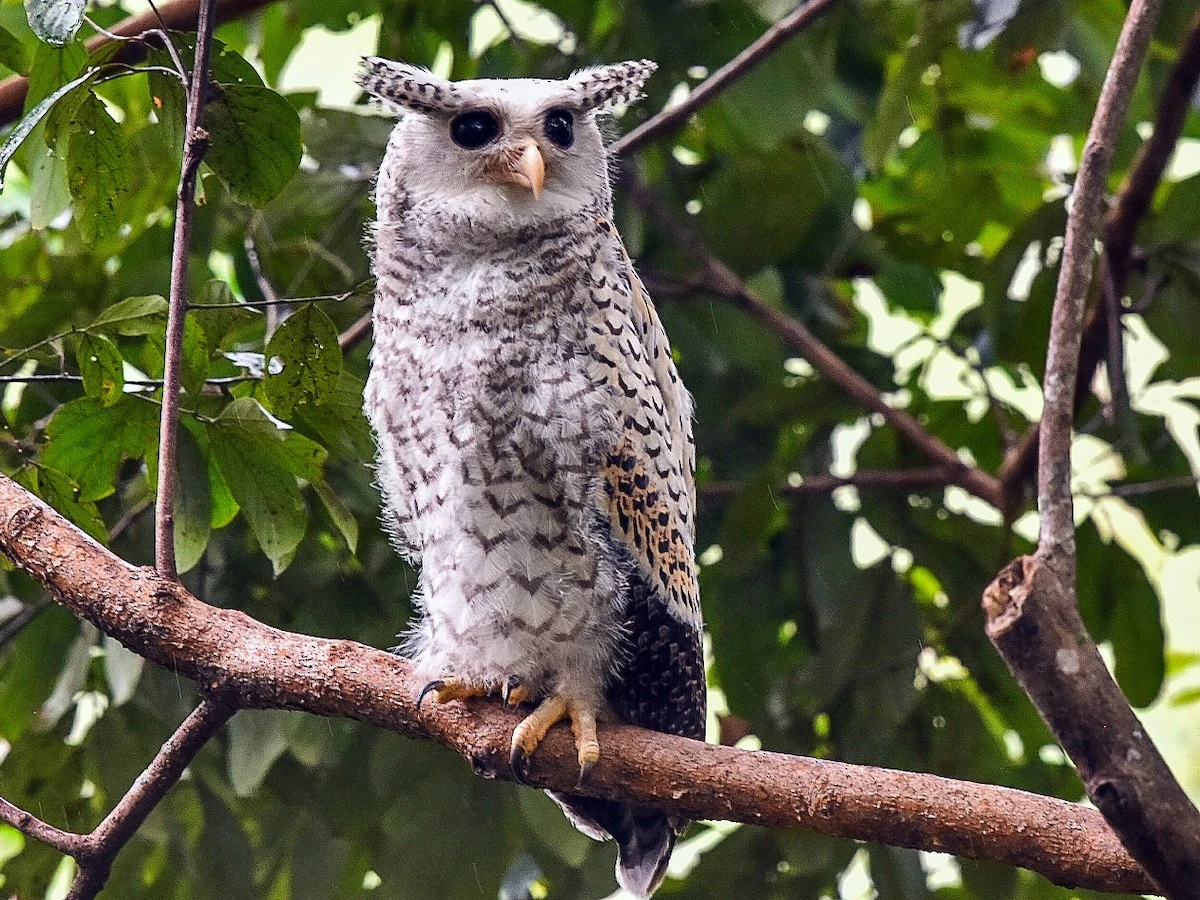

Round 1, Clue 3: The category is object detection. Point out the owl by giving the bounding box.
[358,56,705,899]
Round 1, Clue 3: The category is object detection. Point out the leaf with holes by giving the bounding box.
[204,83,302,206]
[261,304,342,418]
[75,332,124,406]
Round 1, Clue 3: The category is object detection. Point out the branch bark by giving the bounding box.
[0,473,1157,895]
[985,1,1200,896]
[621,173,1007,511]
[0,0,276,127]
[155,0,219,578]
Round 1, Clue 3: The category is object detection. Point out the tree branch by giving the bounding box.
[621,173,1007,510]
[0,474,1157,895]
[985,1,1200,896]
[998,10,1200,501]
[155,0,219,579]
[0,695,233,900]
[609,0,843,158]
[0,0,277,128]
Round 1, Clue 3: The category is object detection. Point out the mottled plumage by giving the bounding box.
[359,56,704,898]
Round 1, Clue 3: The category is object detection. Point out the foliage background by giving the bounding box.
[1,0,1200,897]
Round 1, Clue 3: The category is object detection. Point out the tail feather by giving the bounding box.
[550,793,679,899]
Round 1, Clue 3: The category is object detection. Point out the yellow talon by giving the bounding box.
[509,695,601,786]
[416,677,490,709]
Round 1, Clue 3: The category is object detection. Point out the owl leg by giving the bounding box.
[510,695,601,786]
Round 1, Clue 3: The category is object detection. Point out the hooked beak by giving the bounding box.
[497,138,545,199]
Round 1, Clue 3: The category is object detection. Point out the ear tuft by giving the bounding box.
[357,57,461,114]
[568,59,657,111]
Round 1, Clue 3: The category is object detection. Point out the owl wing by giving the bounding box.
[587,219,705,741]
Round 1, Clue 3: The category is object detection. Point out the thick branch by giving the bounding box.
[0,0,276,127]
[988,1,1200,896]
[983,559,1200,897]
[609,0,842,158]
[0,474,1155,894]
[622,174,1006,510]
[155,0,219,578]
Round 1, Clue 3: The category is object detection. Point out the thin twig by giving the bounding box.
[0,374,258,386]
[998,12,1200,503]
[81,14,187,80]
[1036,0,1161,577]
[0,798,82,857]
[243,233,286,339]
[0,597,53,649]
[610,0,843,157]
[700,466,965,502]
[0,0,278,127]
[155,0,220,580]
[620,172,1007,510]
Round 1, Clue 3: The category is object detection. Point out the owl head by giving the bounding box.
[359,58,655,226]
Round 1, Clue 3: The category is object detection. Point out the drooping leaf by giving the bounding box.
[89,294,168,336]
[0,68,91,189]
[313,479,358,554]
[204,83,303,206]
[40,395,158,502]
[261,304,343,417]
[64,90,131,245]
[206,397,308,574]
[75,332,124,406]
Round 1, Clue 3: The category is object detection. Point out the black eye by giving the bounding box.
[450,110,500,149]
[544,108,574,148]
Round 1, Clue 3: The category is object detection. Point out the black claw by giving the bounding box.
[510,744,530,784]
[502,675,522,705]
[577,758,595,788]
[417,679,444,711]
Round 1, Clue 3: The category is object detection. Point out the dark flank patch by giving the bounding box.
[606,576,706,739]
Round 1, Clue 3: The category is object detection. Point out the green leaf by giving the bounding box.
[24,0,85,46]
[180,314,210,396]
[293,370,375,461]
[173,422,213,574]
[64,90,131,245]
[0,26,32,75]
[313,479,357,554]
[206,397,307,575]
[24,464,108,542]
[75,332,124,406]
[89,294,168,336]
[204,83,302,206]
[227,709,294,796]
[0,68,91,190]
[1106,553,1166,708]
[102,634,144,706]
[40,396,158,502]
[262,304,342,417]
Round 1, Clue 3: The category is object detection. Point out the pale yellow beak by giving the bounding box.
[499,138,545,199]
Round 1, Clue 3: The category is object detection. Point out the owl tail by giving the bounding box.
[550,793,679,898]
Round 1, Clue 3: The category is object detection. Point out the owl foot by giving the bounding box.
[509,695,600,787]
[417,678,491,710]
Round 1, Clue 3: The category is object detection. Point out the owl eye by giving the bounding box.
[450,110,500,149]
[543,108,574,149]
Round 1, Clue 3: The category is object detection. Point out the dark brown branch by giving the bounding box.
[998,11,1200,501]
[0,697,231,900]
[609,0,843,158]
[68,699,234,898]
[987,1,1200,895]
[621,173,1007,511]
[0,0,277,127]
[155,0,219,579]
[984,559,1200,898]
[0,797,82,856]
[0,474,1157,895]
